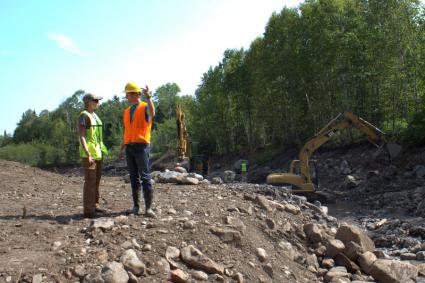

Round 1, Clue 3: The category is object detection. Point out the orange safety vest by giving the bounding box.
[123,102,152,144]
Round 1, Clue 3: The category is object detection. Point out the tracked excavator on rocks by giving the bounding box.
[266,112,401,197]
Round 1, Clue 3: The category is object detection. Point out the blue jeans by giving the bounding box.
[125,143,153,210]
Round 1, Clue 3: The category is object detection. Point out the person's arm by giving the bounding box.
[118,143,126,160]
[143,85,155,118]
[78,118,94,165]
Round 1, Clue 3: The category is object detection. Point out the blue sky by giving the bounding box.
[0,0,303,134]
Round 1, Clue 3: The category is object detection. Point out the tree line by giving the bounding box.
[1,0,425,166]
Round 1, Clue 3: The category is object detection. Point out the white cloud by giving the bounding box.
[48,33,88,56]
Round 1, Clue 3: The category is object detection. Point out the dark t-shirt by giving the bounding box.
[130,103,150,123]
[79,113,91,128]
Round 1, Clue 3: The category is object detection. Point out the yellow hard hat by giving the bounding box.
[123,82,141,93]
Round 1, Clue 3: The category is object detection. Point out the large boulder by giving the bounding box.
[369,259,418,283]
[335,224,374,253]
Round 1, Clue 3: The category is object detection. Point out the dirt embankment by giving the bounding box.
[2,142,425,283]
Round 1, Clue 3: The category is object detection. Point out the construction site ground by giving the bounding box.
[1,143,425,282]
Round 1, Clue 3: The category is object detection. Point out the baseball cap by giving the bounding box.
[83,93,103,104]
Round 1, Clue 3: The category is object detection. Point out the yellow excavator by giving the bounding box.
[176,104,209,175]
[266,111,401,192]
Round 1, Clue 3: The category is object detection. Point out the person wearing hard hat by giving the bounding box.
[78,93,108,218]
[119,82,156,217]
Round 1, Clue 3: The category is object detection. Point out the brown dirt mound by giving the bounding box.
[0,159,324,282]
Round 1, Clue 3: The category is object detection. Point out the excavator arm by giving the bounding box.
[267,111,401,192]
[176,104,191,161]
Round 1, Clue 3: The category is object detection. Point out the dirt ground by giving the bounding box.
[1,143,425,283]
[0,160,320,283]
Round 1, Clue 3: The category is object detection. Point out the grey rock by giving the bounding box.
[91,218,115,231]
[263,263,274,278]
[174,166,187,173]
[120,249,145,276]
[223,170,236,183]
[417,251,425,261]
[284,203,300,215]
[326,239,345,258]
[211,177,223,184]
[165,246,180,260]
[400,253,416,260]
[101,261,129,283]
[154,258,170,275]
[181,245,224,274]
[82,273,104,283]
[170,269,189,283]
[265,218,276,229]
[343,241,362,261]
[369,259,418,283]
[322,258,335,269]
[255,195,273,212]
[210,227,242,244]
[32,274,43,283]
[324,271,349,282]
[329,266,348,273]
[334,252,360,273]
[127,272,139,283]
[188,172,204,181]
[256,248,267,262]
[335,224,375,253]
[233,272,244,283]
[158,171,183,183]
[176,176,199,185]
[306,253,319,270]
[191,270,208,281]
[414,165,425,178]
[358,251,377,274]
[303,223,323,244]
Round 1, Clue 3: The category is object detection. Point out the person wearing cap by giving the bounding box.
[119,82,156,217]
[78,93,108,218]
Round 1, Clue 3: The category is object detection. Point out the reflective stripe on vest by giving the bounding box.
[79,110,108,160]
[123,102,152,144]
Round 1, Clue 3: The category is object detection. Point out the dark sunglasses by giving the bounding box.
[92,99,100,103]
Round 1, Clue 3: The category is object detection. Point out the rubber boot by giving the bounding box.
[132,187,140,215]
[144,188,156,218]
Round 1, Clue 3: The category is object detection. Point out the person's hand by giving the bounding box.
[142,85,150,99]
[88,156,95,166]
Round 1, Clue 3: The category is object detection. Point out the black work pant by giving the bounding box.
[125,143,153,210]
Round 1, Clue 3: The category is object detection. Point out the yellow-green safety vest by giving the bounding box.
[79,110,108,160]
[241,162,247,173]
